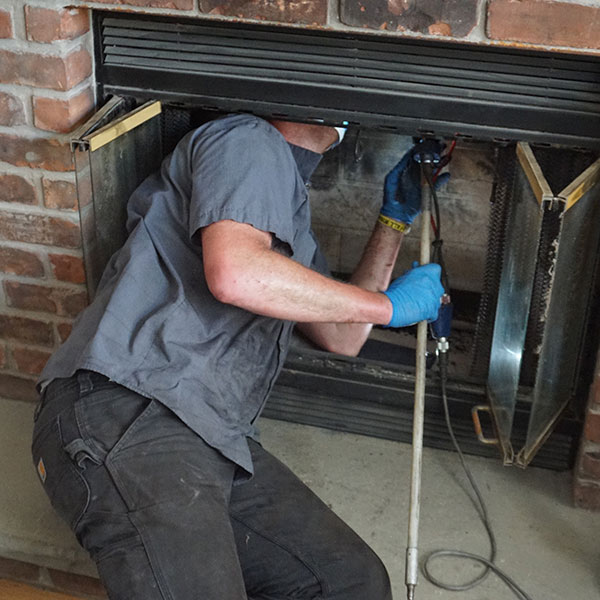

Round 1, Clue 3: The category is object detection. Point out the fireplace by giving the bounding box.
[65,10,600,472]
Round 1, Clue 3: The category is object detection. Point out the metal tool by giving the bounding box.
[405,141,441,600]
[404,141,535,600]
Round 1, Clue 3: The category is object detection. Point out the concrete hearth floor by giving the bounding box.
[1,397,599,600]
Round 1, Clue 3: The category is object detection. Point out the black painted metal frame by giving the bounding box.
[268,349,578,471]
[89,12,593,469]
[93,11,600,149]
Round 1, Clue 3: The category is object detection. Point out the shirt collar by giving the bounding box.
[288,143,323,184]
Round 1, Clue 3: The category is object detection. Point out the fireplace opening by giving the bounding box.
[75,11,600,471]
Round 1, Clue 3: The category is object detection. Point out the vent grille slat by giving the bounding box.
[96,12,600,148]
[101,25,600,83]
[101,34,599,94]
[100,16,599,73]
[102,53,598,114]
[101,43,600,107]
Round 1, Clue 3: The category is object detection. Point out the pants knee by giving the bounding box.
[325,543,392,600]
[357,550,392,600]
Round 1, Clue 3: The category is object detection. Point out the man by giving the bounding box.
[32,113,443,599]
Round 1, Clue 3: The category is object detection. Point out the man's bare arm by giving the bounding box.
[296,221,403,355]
[201,220,393,336]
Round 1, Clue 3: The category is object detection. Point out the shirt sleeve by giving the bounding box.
[309,230,332,277]
[188,116,298,253]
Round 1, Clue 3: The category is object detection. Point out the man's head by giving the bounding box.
[269,120,346,154]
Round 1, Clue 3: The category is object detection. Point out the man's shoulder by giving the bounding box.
[194,113,280,143]
[177,113,293,173]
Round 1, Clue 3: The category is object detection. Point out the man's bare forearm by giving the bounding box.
[350,221,403,291]
[297,221,404,355]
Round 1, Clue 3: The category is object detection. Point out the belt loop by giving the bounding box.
[77,370,94,396]
[33,388,46,422]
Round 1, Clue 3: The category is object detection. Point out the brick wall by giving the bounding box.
[574,354,600,509]
[0,0,599,515]
[0,2,93,404]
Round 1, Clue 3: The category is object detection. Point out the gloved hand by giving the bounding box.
[382,263,444,328]
[381,149,451,226]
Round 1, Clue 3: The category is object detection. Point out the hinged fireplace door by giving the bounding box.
[487,143,600,467]
[71,97,163,298]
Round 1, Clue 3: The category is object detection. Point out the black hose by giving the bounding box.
[423,168,450,293]
[422,353,534,600]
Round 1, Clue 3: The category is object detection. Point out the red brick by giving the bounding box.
[579,450,600,481]
[63,291,88,316]
[0,247,44,277]
[25,6,89,43]
[49,253,86,283]
[574,482,600,511]
[429,22,452,36]
[0,135,73,171]
[0,10,12,39]
[34,88,94,134]
[5,282,54,314]
[11,346,52,376]
[488,0,600,50]
[47,569,106,599]
[584,412,600,444]
[0,174,37,205]
[0,343,5,368]
[0,373,38,402]
[0,48,92,91]
[94,0,193,8]
[0,314,54,346]
[591,368,600,410]
[340,0,477,36]
[56,321,72,343]
[201,0,327,24]
[42,178,78,210]
[5,281,87,318]
[0,92,25,127]
[0,212,81,248]
[1,316,52,348]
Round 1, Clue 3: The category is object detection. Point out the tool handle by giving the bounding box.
[405,163,434,597]
[430,296,453,340]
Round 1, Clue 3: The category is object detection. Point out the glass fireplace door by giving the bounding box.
[487,143,600,467]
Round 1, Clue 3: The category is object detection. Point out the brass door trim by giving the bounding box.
[516,142,554,206]
[82,100,162,152]
[559,157,600,211]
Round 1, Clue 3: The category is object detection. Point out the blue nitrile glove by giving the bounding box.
[382,263,444,328]
[381,150,451,226]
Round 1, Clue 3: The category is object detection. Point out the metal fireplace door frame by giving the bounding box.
[71,97,163,299]
[486,142,600,467]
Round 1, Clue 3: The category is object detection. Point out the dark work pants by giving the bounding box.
[32,371,392,600]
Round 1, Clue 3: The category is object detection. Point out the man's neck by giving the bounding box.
[269,120,338,154]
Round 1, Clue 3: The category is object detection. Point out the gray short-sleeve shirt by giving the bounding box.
[39,114,327,476]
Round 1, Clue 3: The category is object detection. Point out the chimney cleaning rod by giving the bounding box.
[405,161,434,600]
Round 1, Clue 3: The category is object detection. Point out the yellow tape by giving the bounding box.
[378,214,411,233]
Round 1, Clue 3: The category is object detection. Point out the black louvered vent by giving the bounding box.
[95,11,600,148]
